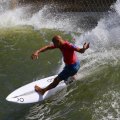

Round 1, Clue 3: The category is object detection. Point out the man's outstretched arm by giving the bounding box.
[75,42,90,53]
[31,44,55,60]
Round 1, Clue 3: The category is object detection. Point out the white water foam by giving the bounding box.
[72,0,120,80]
[0,0,11,13]
[0,6,30,27]
[0,4,77,32]
[93,90,120,120]
[68,2,120,119]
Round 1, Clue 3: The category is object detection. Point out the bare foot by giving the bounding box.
[35,85,45,95]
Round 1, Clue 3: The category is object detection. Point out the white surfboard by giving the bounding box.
[6,75,67,104]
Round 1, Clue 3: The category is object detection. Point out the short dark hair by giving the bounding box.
[52,35,61,42]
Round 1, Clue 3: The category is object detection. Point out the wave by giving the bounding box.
[72,0,120,80]
[0,5,78,32]
[1,0,120,120]
[0,2,104,32]
[0,0,119,80]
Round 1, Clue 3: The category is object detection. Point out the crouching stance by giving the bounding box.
[31,35,89,95]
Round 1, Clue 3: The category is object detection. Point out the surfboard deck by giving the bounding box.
[6,75,67,104]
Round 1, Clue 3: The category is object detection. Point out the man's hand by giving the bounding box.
[31,51,39,60]
[83,42,90,50]
[78,42,90,53]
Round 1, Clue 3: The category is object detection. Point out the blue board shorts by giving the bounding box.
[58,61,80,81]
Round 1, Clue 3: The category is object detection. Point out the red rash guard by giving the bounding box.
[50,41,78,65]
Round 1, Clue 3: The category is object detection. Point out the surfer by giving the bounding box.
[31,35,89,95]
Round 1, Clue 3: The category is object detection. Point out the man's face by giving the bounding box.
[53,40,61,47]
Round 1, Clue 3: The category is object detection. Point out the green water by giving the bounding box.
[0,27,73,120]
[0,27,120,120]
[26,65,120,120]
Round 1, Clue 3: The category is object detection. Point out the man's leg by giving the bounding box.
[65,75,76,85]
[35,76,61,95]
[71,74,77,80]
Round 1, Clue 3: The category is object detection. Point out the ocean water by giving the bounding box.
[0,1,120,120]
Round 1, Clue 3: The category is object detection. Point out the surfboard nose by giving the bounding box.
[6,95,17,103]
[6,97,18,103]
[6,96,11,102]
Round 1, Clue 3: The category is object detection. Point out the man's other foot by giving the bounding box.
[35,85,45,95]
